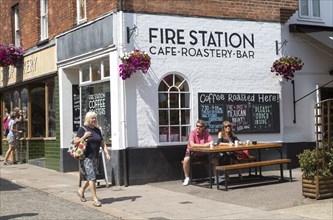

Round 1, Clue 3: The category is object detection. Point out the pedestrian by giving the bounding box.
[74,111,110,207]
[3,111,22,165]
[182,119,223,186]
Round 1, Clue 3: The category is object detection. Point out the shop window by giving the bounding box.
[2,80,55,139]
[13,5,20,46]
[31,87,46,137]
[158,74,191,143]
[13,91,19,108]
[81,82,111,144]
[299,0,321,19]
[40,0,48,40]
[47,80,56,137]
[77,0,87,24]
[20,89,28,134]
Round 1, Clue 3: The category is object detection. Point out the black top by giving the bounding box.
[76,126,103,158]
[217,135,239,145]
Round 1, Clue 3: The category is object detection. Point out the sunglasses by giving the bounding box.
[196,125,204,128]
[224,125,232,128]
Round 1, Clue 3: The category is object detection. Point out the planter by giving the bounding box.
[302,175,333,199]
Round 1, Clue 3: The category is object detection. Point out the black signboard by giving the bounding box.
[72,85,80,132]
[198,93,280,134]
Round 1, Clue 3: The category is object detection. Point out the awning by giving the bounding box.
[289,24,333,56]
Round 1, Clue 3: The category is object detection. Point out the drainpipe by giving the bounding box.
[119,0,128,187]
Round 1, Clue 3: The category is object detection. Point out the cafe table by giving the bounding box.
[190,142,283,188]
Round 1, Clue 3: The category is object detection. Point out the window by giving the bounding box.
[40,0,48,40]
[31,86,46,137]
[77,0,87,23]
[13,5,20,46]
[47,80,56,137]
[299,0,321,19]
[81,82,111,144]
[79,58,110,84]
[1,80,56,139]
[158,74,191,143]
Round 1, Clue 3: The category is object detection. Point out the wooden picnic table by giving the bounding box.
[190,142,288,189]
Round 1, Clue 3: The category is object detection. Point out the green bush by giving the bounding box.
[297,146,333,179]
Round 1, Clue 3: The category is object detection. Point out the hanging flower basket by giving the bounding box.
[271,56,304,81]
[0,44,24,68]
[119,49,151,80]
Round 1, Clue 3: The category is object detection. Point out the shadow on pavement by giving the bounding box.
[101,196,142,204]
[0,212,39,220]
[0,178,25,191]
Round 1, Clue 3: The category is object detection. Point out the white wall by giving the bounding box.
[281,5,333,143]
[123,14,285,147]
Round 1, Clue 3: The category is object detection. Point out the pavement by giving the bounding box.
[0,161,332,220]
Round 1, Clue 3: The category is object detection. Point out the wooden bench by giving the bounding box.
[215,159,292,190]
[181,155,257,183]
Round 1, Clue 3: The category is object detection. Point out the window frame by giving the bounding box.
[298,0,322,20]
[76,0,87,24]
[79,57,110,85]
[40,0,48,41]
[158,73,191,144]
[13,5,20,47]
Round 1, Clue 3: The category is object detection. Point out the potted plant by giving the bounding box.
[119,49,151,80]
[0,44,24,68]
[271,56,304,81]
[297,144,333,199]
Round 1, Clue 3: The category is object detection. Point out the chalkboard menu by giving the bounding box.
[198,93,280,134]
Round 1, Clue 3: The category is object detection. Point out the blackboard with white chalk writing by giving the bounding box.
[72,85,80,132]
[198,93,280,134]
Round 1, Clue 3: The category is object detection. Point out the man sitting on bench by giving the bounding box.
[182,119,222,186]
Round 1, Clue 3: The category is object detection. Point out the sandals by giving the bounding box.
[93,200,102,207]
[4,161,13,165]
[77,191,87,202]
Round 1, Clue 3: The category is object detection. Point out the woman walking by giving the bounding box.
[74,111,110,207]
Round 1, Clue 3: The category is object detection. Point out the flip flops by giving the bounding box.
[93,200,102,207]
[77,191,87,202]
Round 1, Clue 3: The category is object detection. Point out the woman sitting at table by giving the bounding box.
[217,120,250,180]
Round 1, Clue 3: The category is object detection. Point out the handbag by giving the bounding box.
[235,150,250,160]
[68,126,88,160]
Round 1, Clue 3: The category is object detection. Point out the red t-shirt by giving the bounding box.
[186,129,213,154]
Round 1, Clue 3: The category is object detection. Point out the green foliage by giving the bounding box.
[298,144,333,179]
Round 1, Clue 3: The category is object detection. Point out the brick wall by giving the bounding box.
[0,0,117,50]
[0,0,19,44]
[0,0,297,50]
[124,0,298,22]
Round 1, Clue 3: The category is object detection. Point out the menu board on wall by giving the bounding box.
[198,93,280,134]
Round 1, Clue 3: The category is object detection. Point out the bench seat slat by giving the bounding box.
[216,159,291,171]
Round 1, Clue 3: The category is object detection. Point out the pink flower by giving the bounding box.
[0,44,24,68]
[271,56,304,81]
[119,49,151,80]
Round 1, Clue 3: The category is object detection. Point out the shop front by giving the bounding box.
[1,46,58,168]
[121,13,285,185]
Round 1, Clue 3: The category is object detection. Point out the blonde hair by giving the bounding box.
[83,111,98,126]
[196,119,206,127]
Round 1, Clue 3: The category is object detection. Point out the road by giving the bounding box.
[0,177,116,220]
